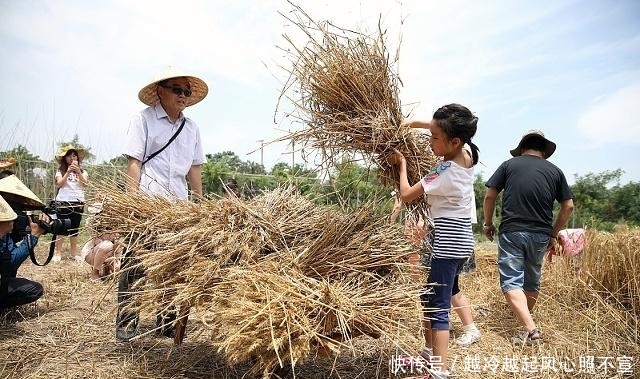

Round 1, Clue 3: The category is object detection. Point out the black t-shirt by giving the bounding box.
[485,155,573,235]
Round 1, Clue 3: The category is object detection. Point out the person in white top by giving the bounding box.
[388,104,480,379]
[117,66,208,342]
[53,145,88,262]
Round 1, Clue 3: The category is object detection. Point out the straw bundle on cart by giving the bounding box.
[92,184,422,377]
[276,5,438,201]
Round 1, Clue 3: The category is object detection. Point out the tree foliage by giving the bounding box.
[571,170,640,230]
[3,144,639,230]
[57,134,95,163]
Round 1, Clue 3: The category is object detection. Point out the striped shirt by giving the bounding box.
[421,160,475,259]
[432,217,474,259]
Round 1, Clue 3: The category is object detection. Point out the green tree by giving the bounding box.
[608,181,640,226]
[325,158,388,210]
[571,169,624,230]
[0,145,43,162]
[0,145,51,202]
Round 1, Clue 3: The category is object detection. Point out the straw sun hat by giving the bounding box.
[0,195,17,222]
[0,157,16,169]
[55,145,85,164]
[138,66,209,107]
[510,130,557,158]
[0,174,45,209]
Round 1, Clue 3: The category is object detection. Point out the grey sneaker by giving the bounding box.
[455,327,481,346]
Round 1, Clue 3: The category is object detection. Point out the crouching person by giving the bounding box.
[81,231,120,281]
[0,195,46,310]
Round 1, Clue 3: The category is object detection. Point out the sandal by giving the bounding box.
[511,327,543,345]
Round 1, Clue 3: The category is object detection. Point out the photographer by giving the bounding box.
[0,195,46,310]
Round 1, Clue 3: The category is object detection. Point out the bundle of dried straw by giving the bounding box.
[92,183,422,377]
[277,4,438,193]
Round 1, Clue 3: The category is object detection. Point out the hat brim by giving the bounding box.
[510,134,557,158]
[55,148,85,163]
[138,68,208,107]
[0,195,18,221]
[0,175,45,209]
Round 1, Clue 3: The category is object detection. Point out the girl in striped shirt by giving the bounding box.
[389,103,479,379]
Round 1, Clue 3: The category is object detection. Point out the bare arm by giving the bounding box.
[78,170,89,186]
[389,196,403,223]
[483,187,499,241]
[389,151,425,203]
[126,157,142,192]
[551,199,574,237]
[55,171,69,188]
[187,164,203,199]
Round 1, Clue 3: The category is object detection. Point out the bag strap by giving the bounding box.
[142,119,186,166]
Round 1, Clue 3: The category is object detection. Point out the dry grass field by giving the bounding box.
[1,238,638,379]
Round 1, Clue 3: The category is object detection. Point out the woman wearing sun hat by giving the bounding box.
[53,145,88,262]
[117,66,208,341]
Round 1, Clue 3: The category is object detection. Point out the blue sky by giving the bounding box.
[1,0,639,184]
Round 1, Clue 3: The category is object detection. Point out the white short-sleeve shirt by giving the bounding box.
[124,103,206,200]
[421,161,475,219]
[55,169,86,202]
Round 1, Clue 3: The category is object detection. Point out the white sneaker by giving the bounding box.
[455,327,481,346]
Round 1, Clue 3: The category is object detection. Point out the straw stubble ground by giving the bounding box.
[1,241,637,379]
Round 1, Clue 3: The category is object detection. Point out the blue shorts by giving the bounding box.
[420,257,467,330]
[498,231,550,293]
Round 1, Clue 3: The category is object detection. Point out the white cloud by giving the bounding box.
[578,84,640,146]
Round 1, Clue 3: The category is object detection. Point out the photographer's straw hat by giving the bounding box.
[0,157,16,169]
[0,174,45,208]
[138,66,209,107]
[55,145,85,163]
[0,195,17,222]
[510,130,557,158]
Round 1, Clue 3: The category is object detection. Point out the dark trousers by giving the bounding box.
[0,277,43,309]
[116,250,176,333]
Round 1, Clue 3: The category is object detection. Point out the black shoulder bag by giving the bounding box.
[142,119,186,165]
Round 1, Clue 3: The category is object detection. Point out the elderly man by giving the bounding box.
[483,130,573,345]
[116,66,208,341]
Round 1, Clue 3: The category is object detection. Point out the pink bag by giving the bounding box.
[557,228,586,257]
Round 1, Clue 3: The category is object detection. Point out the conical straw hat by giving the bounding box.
[138,66,208,107]
[0,195,17,222]
[0,175,45,209]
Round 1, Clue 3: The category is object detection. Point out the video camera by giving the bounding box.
[11,202,72,243]
[0,174,72,266]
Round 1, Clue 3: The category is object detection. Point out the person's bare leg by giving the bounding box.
[451,292,474,326]
[69,235,79,257]
[422,312,432,349]
[524,290,539,312]
[504,289,536,332]
[432,329,449,372]
[54,237,64,259]
[93,241,114,277]
[84,250,100,280]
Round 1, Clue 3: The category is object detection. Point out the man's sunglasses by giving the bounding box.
[159,84,192,97]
